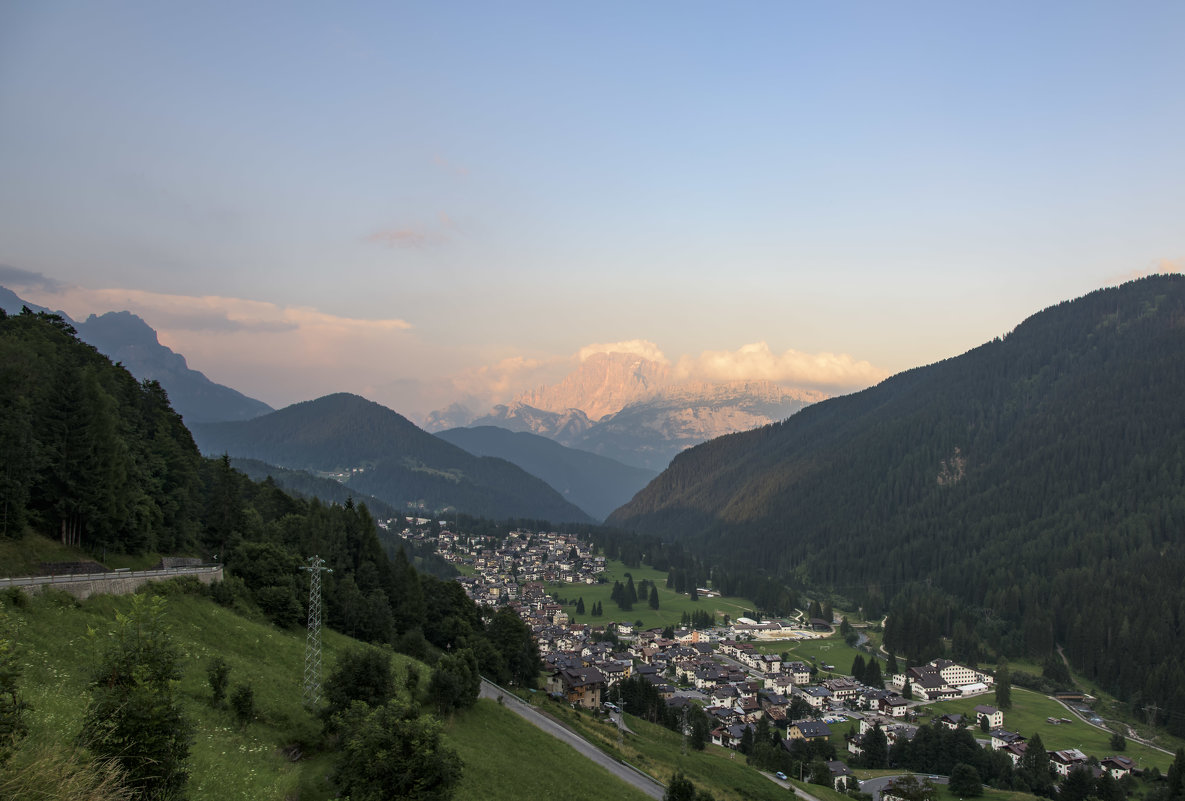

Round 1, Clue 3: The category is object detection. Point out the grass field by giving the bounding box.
[546,559,760,631]
[923,688,1173,772]
[445,699,651,801]
[0,582,683,800]
[533,694,790,801]
[0,531,192,576]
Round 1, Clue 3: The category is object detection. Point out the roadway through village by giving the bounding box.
[479,679,666,799]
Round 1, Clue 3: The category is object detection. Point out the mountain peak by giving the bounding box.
[515,351,670,421]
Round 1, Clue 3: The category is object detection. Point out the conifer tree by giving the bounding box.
[79,595,192,800]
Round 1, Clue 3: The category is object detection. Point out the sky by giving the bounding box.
[2,1,1183,421]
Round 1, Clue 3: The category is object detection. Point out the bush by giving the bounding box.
[206,657,230,708]
[0,588,28,609]
[230,684,255,728]
[333,699,461,801]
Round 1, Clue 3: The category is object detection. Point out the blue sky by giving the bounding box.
[2,1,1182,418]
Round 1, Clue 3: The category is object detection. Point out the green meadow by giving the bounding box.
[924,688,1173,772]
[545,558,760,631]
[0,582,661,800]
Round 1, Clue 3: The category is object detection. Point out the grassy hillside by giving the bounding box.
[925,688,1174,772]
[445,699,650,801]
[532,692,787,801]
[0,584,652,800]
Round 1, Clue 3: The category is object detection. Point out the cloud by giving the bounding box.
[366,212,455,249]
[450,355,567,404]
[55,287,413,338]
[432,154,470,176]
[367,227,432,248]
[673,341,889,391]
[577,339,669,364]
[1109,258,1185,284]
[10,280,417,407]
[0,264,63,292]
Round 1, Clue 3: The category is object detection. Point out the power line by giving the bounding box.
[300,555,332,709]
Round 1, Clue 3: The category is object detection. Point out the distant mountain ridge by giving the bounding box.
[435,425,657,521]
[192,393,593,523]
[428,349,824,470]
[0,286,272,424]
[453,376,821,470]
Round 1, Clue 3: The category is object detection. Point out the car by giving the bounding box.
[776,772,788,780]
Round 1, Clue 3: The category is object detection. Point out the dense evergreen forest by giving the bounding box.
[610,276,1185,735]
[0,307,537,686]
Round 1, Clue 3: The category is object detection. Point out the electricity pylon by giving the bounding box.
[300,555,332,708]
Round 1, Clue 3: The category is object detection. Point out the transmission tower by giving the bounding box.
[300,555,332,708]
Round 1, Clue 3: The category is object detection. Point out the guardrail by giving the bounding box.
[0,565,222,588]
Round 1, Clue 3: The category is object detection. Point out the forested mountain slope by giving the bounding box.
[436,425,657,521]
[192,393,593,523]
[0,287,273,423]
[609,275,1185,733]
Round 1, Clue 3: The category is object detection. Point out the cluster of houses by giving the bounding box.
[417,526,1143,791]
[987,730,1137,780]
[406,528,607,606]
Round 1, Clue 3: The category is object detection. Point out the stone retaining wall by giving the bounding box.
[0,566,224,601]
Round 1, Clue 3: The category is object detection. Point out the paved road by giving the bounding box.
[861,773,948,801]
[761,770,827,799]
[479,680,665,799]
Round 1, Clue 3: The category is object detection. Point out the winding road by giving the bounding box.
[478,679,666,799]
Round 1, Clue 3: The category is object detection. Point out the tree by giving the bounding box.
[206,656,230,708]
[333,699,462,801]
[1019,732,1053,796]
[576,597,585,615]
[1109,731,1126,752]
[903,678,913,700]
[861,723,888,768]
[1166,747,1185,801]
[949,763,983,797]
[995,661,1012,710]
[321,646,397,729]
[865,659,883,688]
[1059,767,1094,801]
[852,654,866,684]
[649,586,660,610]
[78,595,192,801]
[427,648,480,715]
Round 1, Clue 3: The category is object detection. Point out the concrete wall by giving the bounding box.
[0,566,224,601]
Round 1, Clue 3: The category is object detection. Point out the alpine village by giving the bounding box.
[2,276,1185,801]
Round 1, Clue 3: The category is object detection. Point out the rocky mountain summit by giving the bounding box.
[429,351,824,470]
